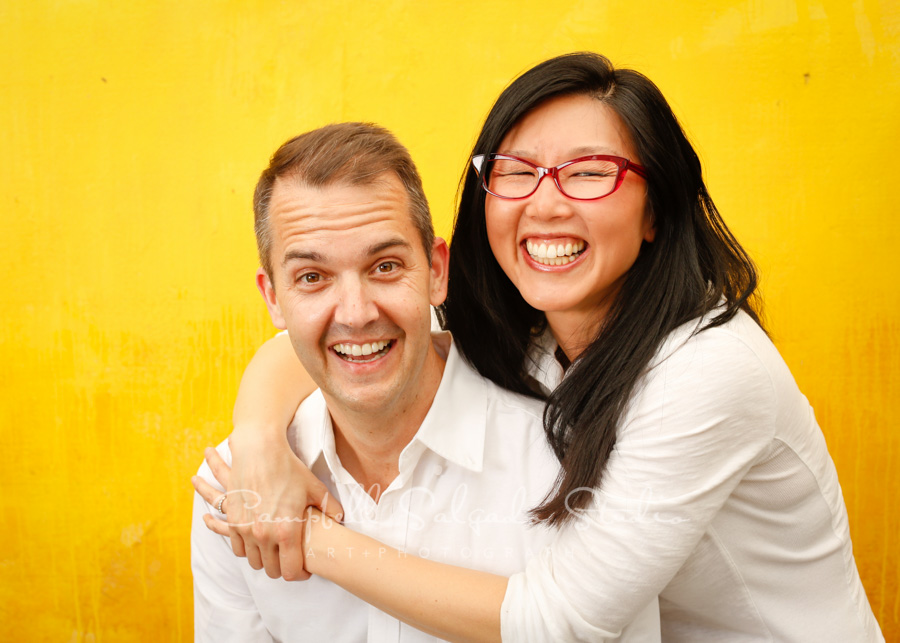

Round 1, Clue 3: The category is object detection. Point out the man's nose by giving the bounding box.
[333,277,379,328]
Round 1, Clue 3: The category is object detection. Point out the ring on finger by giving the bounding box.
[216,494,226,514]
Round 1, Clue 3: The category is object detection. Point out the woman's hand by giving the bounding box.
[192,440,343,581]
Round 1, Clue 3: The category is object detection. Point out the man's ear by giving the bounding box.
[256,268,287,330]
[429,237,450,307]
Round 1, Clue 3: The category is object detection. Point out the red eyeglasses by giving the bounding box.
[472,153,647,200]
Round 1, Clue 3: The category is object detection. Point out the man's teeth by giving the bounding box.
[333,340,391,358]
[525,240,585,266]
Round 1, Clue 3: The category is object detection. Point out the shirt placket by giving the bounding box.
[365,445,425,642]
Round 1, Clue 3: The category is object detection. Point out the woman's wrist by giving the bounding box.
[304,509,366,580]
[304,509,337,577]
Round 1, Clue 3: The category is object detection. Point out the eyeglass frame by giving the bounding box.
[471,153,648,201]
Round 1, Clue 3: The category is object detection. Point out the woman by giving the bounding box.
[194,53,882,640]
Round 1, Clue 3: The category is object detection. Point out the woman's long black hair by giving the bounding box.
[438,52,763,526]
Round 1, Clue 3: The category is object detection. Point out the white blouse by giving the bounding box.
[501,310,884,642]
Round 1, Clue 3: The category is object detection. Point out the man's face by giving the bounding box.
[257,172,448,417]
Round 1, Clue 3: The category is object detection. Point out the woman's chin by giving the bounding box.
[520,291,581,316]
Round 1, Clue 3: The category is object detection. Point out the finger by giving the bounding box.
[192,475,226,512]
[261,543,282,579]
[204,447,231,489]
[248,519,282,578]
[303,507,315,558]
[244,542,264,571]
[280,546,310,581]
[202,512,231,537]
[229,531,247,558]
[309,481,345,522]
[319,493,344,523]
[277,522,310,581]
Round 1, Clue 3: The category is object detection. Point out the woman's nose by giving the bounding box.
[524,173,575,221]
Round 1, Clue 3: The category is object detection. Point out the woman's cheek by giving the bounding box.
[485,202,516,266]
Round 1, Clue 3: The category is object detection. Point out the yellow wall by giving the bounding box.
[1,1,897,640]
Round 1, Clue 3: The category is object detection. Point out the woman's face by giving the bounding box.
[485,93,655,348]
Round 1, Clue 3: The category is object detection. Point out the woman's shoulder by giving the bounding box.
[654,308,781,378]
[645,307,815,431]
[609,310,784,462]
[642,309,785,420]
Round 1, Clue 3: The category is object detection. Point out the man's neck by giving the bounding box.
[327,343,446,502]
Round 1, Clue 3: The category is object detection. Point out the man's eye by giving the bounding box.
[376,261,398,273]
[299,273,321,284]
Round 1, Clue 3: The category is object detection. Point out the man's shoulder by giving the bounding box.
[441,333,544,414]
[445,338,547,438]
[481,376,545,424]
[447,343,558,492]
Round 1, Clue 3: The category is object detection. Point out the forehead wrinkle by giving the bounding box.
[277,208,397,240]
[271,174,407,217]
[272,192,399,230]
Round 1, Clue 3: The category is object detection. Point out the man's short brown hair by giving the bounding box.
[253,122,434,280]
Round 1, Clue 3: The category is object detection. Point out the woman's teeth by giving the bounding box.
[334,340,391,361]
[525,240,585,266]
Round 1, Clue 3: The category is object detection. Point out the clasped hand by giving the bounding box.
[191,443,344,580]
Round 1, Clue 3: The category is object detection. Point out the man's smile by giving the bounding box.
[331,340,394,363]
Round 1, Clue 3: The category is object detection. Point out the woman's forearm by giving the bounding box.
[231,333,315,445]
[305,511,506,643]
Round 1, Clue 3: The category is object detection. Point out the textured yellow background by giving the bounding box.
[1,1,897,640]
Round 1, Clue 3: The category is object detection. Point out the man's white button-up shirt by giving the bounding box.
[192,332,560,642]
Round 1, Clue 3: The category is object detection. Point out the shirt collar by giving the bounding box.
[286,331,487,476]
[411,331,486,472]
[525,326,566,395]
[287,391,332,475]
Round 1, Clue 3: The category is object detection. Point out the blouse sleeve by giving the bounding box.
[502,325,778,641]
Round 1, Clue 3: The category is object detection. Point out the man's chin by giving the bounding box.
[323,385,399,415]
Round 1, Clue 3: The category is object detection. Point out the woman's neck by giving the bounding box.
[545,303,611,363]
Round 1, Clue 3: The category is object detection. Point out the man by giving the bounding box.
[190,123,560,642]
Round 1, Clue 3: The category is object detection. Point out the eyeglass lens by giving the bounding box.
[486,158,622,199]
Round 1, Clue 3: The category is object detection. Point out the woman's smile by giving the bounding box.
[522,238,587,267]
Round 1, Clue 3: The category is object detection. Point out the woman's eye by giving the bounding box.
[495,169,536,177]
